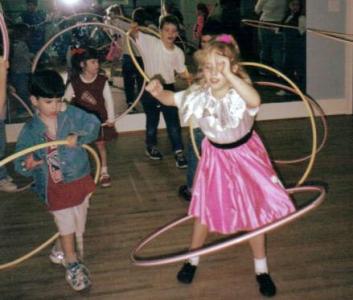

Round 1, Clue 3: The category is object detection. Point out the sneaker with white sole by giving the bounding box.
[145,146,163,160]
[175,150,187,169]
[49,246,65,265]
[65,262,91,291]
[100,173,112,188]
[0,177,18,192]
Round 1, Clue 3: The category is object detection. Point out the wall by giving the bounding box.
[306,0,347,101]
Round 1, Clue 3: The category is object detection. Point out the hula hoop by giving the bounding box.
[0,141,100,270]
[32,22,146,124]
[241,19,353,44]
[131,185,326,267]
[9,90,34,117]
[254,81,328,165]
[0,13,10,60]
[190,62,317,187]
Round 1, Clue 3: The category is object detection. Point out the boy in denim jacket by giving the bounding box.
[15,70,100,291]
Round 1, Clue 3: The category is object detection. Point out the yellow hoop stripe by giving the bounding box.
[0,141,100,270]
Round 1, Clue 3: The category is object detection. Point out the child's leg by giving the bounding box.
[249,234,266,260]
[60,233,77,264]
[177,218,208,284]
[249,234,276,297]
[190,218,208,250]
[95,141,108,172]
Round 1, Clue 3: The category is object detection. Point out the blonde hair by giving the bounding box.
[193,39,251,85]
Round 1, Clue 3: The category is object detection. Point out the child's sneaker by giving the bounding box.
[0,177,17,192]
[145,146,163,160]
[49,246,65,265]
[100,173,112,188]
[65,262,91,291]
[174,150,187,169]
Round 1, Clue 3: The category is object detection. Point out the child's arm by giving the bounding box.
[217,54,261,108]
[102,81,115,126]
[67,106,101,145]
[14,126,43,177]
[0,57,8,114]
[146,79,177,107]
[63,83,74,102]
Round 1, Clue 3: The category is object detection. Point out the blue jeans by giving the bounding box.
[0,120,9,180]
[258,27,284,70]
[141,84,184,152]
[122,55,144,106]
[186,128,204,189]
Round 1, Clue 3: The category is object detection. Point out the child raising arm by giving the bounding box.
[146,39,295,298]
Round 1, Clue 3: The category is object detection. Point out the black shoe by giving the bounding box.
[177,262,197,284]
[178,185,192,202]
[145,146,163,160]
[175,150,187,169]
[256,273,277,297]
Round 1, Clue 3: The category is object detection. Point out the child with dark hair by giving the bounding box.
[131,15,191,168]
[64,47,118,188]
[15,69,100,291]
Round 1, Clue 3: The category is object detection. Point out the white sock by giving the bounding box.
[101,166,108,175]
[254,257,268,275]
[188,256,200,266]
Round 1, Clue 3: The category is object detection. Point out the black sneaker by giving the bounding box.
[178,185,192,202]
[145,146,163,160]
[175,150,187,169]
[177,262,197,284]
[256,273,277,297]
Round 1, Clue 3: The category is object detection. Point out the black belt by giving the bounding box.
[209,128,254,149]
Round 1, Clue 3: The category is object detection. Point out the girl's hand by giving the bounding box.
[105,122,114,128]
[66,134,78,148]
[24,154,43,170]
[146,79,163,98]
[215,53,234,80]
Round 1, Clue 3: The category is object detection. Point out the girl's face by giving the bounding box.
[202,51,231,98]
[31,97,62,119]
[82,58,99,76]
[160,23,178,48]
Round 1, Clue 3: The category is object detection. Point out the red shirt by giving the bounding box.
[45,135,95,211]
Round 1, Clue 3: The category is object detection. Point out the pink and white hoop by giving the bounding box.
[131,186,326,267]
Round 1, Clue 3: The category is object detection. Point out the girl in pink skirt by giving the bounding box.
[146,36,295,298]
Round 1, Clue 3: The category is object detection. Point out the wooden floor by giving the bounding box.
[0,115,352,300]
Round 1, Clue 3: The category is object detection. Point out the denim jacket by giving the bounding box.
[15,104,101,204]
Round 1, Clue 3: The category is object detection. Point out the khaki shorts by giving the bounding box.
[51,196,90,236]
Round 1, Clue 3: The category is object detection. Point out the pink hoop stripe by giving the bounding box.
[131,186,326,267]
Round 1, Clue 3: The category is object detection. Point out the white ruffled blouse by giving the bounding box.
[174,87,259,144]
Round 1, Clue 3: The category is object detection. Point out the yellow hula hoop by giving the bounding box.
[189,62,317,187]
[0,141,100,271]
[241,19,353,44]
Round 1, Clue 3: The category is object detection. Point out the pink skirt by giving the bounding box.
[188,132,296,234]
